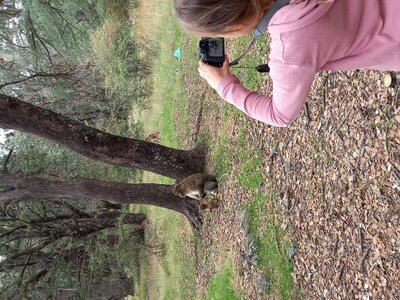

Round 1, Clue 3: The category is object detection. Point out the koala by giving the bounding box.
[172,173,218,200]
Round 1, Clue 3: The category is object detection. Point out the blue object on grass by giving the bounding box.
[174,48,181,60]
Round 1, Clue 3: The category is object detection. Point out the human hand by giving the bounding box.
[198,55,231,90]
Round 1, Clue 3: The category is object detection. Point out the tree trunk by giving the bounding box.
[0,173,201,230]
[0,94,205,180]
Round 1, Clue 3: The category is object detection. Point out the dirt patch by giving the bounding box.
[179,53,400,299]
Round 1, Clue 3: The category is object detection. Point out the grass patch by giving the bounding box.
[208,264,241,300]
[151,2,190,145]
[105,0,130,19]
[213,135,232,178]
[221,102,234,124]
[143,203,192,300]
[247,192,294,299]
[234,125,264,189]
[237,152,264,189]
[132,252,148,300]
[229,35,270,90]
[232,120,294,298]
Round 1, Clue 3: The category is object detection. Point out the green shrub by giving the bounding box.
[90,18,150,112]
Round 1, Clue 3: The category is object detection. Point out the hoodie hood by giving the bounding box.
[268,0,335,34]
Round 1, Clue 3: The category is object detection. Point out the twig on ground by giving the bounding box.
[320,181,326,202]
[304,101,311,124]
[356,135,366,168]
[383,129,390,162]
[337,110,353,131]
[358,227,365,252]
[358,246,371,273]
[338,265,345,281]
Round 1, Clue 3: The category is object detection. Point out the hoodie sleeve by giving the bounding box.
[216,61,316,127]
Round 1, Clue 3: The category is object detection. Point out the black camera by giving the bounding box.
[199,37,225,68]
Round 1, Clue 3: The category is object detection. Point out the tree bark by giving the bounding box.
[0,94,205,180]
[0,173,201,230]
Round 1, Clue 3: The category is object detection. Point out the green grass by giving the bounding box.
[208,264,241,300]
[213,135,232,178]
[237,152,264,189]
[236,129,264,189]
[247,192,294,299]
[229,35,270,90]
[209,84,294,299]
[227,33,295,296]
[221,102,234,124]
[152,4,190,145]
[148,208,188,299]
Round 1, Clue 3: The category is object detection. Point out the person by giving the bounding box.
[174,0,400,127]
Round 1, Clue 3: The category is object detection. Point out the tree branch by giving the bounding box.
[2,145,14,173]
[24,11,67,65]
[0,225,27,239]
[0,70,74,90]
[0,32,28,49]
[18,251,34,287]
[26,268,48,285]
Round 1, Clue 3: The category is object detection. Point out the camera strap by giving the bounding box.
[229,0,290,67]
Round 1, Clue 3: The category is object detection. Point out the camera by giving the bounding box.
[199,37,225,68]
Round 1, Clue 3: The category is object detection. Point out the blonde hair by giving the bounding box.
[174,0,274,35]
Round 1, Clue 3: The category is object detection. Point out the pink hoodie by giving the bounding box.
[217,0,400,127]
